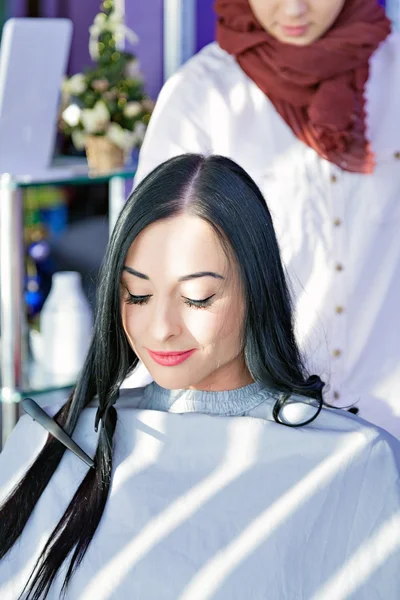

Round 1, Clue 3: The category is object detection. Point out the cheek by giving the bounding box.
[185,303,243,349]
[219,303,245,349]
[319,0,346,27]
[248,1,273,26]
[184,309,223,346]
[122,304,148,344]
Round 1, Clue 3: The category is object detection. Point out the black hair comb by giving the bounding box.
[22,398,95,469]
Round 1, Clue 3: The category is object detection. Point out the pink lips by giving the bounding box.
[147,349,196,367]
[281,24,309,37]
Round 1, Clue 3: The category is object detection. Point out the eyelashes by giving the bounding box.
[126,294,149,306]
[184,294,216,309]
[126,294,216,310]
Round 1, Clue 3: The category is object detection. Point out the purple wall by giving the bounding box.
[124,0,164,100]
[9,0,26,18]
[124,0,217,99]
[196,0,216,51]
[65,0,99,74]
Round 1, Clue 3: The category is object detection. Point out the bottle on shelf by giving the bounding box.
[30,271,93,377]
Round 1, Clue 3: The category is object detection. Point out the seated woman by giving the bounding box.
[0,155,399,599]
[135,0,400,437]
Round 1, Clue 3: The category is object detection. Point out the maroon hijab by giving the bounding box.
[215,0,391,173]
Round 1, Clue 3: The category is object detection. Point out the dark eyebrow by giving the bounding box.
[123,266,149,280]
[178,272,225,282]
[123,267,224,282]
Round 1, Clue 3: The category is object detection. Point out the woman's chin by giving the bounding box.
[145,366,200,391]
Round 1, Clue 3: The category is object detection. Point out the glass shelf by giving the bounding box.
[0,355,75,403]
[21,357,76,398]
[0,155,137,407]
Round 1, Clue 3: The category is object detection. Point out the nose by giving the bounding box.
[149,300,182,343]
[284,0,307,18]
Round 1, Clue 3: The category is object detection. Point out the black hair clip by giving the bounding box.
[22,398,95,469]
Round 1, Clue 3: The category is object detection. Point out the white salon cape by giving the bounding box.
[0,383,399,599]
[133,35,400,439]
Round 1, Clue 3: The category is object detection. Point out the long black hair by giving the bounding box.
[0,154,324,598]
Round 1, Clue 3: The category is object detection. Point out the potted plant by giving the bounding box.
[60,0,154,172]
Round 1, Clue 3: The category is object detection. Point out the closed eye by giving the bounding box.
[126,294,151,305]
[183,294,215,309]
[125,293,216,308]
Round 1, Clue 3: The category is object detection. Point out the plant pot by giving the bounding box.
[85,135,125,173]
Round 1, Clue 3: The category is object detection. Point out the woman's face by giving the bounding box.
[248,0,346,46]
[121,214,252,391]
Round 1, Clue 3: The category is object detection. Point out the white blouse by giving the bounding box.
[134,37,400,439]
[0,384,399,599]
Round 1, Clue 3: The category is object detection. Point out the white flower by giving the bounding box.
[125,59,142,79]
[108,11,124,27]
[62,103,81,127]
[107,123,136,151]
[89,9,139,60]
[93,13,107,27]
[80,101,110,134]
[65,73,87,96]
[108,11,139,44]
[71,130,87,151]
[123,101,142,119]
[134,120,147,144]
